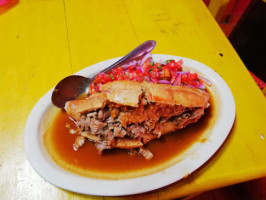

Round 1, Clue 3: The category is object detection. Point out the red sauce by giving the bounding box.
[44,100,213,175]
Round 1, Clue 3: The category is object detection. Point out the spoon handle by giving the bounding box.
[91,40,156,79]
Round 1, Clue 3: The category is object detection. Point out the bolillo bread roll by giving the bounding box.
[65,80,209,159]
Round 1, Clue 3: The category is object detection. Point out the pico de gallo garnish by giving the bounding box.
[89,55,211,94]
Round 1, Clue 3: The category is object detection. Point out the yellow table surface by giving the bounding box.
[0,0,265,199]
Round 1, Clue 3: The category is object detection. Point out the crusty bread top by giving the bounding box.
[65,80,209,121]
[65,92,107,121]
[101,80,209,107]
[100,80,142,107]
[142,81,209,107]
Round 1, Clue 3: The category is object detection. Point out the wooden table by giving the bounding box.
[0,0,265,199]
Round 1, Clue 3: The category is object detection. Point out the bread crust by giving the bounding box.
[65,80,209,121]
[81,132,143,149]
[65,92,107,121]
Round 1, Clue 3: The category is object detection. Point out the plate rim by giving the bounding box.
[24,54,236,196]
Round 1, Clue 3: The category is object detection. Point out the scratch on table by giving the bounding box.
[155,17,170,22]
[62,0,73,72]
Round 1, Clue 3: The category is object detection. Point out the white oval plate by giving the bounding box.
[24,54,235,196]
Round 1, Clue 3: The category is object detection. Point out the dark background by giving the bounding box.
[229,0,266,82]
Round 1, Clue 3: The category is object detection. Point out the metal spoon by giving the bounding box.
[51,40,156,108]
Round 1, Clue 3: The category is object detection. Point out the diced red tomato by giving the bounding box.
[166,60,182,71]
